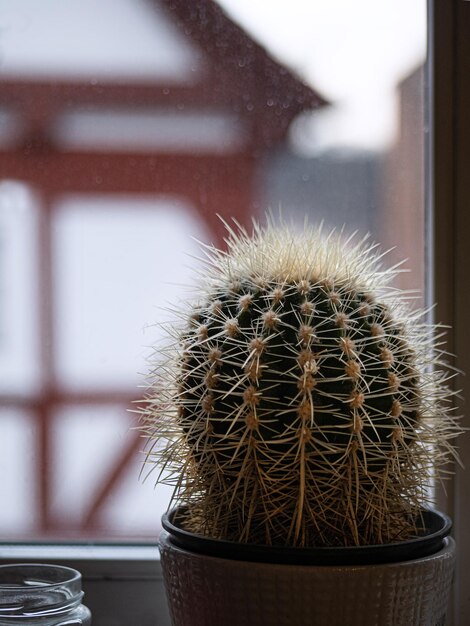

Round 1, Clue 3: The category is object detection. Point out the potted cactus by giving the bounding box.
[141,218,461,626]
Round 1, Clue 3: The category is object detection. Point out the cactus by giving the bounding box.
[141,219,460,547]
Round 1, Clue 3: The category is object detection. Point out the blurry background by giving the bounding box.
[0,0,426,540]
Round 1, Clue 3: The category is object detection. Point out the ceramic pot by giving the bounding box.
[159,507,455,626]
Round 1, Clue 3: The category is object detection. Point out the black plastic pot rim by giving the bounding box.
[161,506,452,567]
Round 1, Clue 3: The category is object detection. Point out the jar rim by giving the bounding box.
[0,563,81,591]
[0,564,85,619]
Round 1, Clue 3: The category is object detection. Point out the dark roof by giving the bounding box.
[159,0,329,145]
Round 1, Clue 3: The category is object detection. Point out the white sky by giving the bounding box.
[218,0,427,151]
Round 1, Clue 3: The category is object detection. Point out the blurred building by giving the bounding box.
[382,64,425,300]
[0,0,327,539]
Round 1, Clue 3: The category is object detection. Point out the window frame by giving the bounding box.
[2,1,469,624]
[430,1,470,625]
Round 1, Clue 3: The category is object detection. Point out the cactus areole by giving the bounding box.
[142,219,460,548]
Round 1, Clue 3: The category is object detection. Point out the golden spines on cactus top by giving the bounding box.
[141,219,461,548]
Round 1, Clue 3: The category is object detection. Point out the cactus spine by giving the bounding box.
[142,219,460,547]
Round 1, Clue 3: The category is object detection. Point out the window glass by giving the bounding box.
[0,409,37,535]
[53,197,207,390]
[0,0,426,540]
[0,0,203,80]
[0,182,40,395]
[50,405,170,538]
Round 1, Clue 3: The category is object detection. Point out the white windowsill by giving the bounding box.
[0,543,162,576]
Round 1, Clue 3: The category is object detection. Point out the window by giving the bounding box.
[430,2,470,625]
[2,0,467,624]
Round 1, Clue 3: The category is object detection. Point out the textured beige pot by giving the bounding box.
[159,531,455,626]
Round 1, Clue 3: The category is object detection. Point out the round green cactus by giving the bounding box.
[142,219,460,547]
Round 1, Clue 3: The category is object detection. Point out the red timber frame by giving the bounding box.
[0,0,326,538]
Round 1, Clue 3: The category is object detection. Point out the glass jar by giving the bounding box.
[0,564,91,625]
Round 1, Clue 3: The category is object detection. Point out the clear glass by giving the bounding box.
[0,410,37,536]
[0,0,427,541]
[52,196,209,391]
[0,564,91,625]
[0,183,40,395]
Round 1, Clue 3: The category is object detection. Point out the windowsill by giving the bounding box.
[0,543,170,625]
[0,542,162,577]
